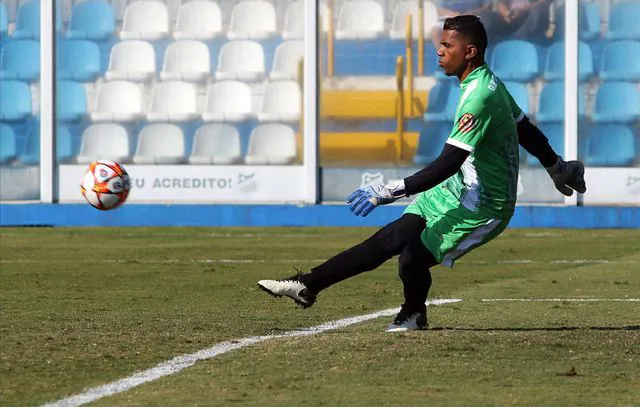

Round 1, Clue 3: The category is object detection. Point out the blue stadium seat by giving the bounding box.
[0,39,40,82]
[527,123,564,166]
[333,40,400,76]
[536,82,586,123]
[12,0,40,39]
[12,0,62,39]
[19,123,75,165]
[599,40,640,82]
[0,2,8,38]
[0,122,17,164]
[66,0,115,41]
[607,1,640,40]
[414,122,450,165]
[585,124,636,166]
[543,41,594,83]
[57,81,87,122]
[581,2,601,41]
[423,82,459,123]
[593,82,640,124]
[0,80,32,121]
[491,40,539,82]
[57,40,101,82]
[503,81,530,117]
[55,125,76,164]
[17,124,40,165]
[556,2,601,41]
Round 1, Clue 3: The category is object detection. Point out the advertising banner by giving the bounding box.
[581,168,640,205]
[59,165,308,203]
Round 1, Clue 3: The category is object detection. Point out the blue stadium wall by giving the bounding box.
[1,204,639,228]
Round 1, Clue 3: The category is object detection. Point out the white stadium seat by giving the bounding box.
[282,1,329,39]
[133,124,185,164]
[228,0,277,40]
[160,40,210,82]
[189,123,242,165]
[110,0,179,21]
[202,81,254,123]
[120,1,170,40]
[215,40,265,81]
[164,0,182,22]
[270,40,304,81]
[76,123,130,164]
[258,80,301,123]
[335,0,385,40]
[245,123,296,165]
[105,40,156,82]
[173,0,223,40]
[390,1,440,40]
[91,81,142,122]
[147,81,199,122]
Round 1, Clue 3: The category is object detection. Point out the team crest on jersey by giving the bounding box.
[458,113,477,133]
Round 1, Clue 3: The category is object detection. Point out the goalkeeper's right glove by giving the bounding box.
[545,155,587,196]
[346,180,406,217]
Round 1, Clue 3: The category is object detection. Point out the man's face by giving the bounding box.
[437,29,473,77]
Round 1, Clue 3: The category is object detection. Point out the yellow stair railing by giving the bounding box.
[396,56,405,163]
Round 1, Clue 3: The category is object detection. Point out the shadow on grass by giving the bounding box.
[430,326,640,331]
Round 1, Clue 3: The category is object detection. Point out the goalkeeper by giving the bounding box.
[258,15,586,332]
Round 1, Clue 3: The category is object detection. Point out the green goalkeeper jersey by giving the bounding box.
[420,64,522,220]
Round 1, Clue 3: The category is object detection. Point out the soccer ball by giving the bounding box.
[81,160,130,210]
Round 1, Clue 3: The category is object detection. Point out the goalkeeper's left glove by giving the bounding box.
[346,180,406,217]
[545,155,587,196]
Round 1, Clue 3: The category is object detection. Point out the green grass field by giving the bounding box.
[1,227,639,406]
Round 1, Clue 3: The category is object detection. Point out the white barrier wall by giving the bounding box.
[59,165,310,203]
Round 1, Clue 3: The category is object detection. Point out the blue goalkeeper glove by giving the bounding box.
[346,180,406,217]
[545,155,587,196]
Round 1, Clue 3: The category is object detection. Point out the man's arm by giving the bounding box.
[348,95,492,217]
[517,115,587,196]
[345,144,469,217]
[517,115,557,167]
[404,144,470,195]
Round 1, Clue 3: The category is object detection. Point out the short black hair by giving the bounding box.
[443,15,488,56]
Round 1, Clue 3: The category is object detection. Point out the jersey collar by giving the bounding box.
[460,63,488,88]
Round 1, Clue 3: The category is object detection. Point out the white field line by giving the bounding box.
[481,298,640,302]
[41,298,463,407]
[1,259,637,265]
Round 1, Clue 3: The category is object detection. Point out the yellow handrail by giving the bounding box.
[405,13,412,50]
[405,15,414,117]
[396,56,405,163]
[327,5,334,77]
[407,48,414,117]
[418,3,424,75]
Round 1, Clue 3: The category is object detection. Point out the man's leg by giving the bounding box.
[385,236,438,332]
[398,237,438,313]
[257,214,426,306]
[304,214,427,291]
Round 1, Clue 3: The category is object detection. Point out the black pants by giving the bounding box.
[304,214,438,312]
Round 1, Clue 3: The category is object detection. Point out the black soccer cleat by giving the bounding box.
[385,305,428,332]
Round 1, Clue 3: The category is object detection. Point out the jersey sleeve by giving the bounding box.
[446,99,491,152]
